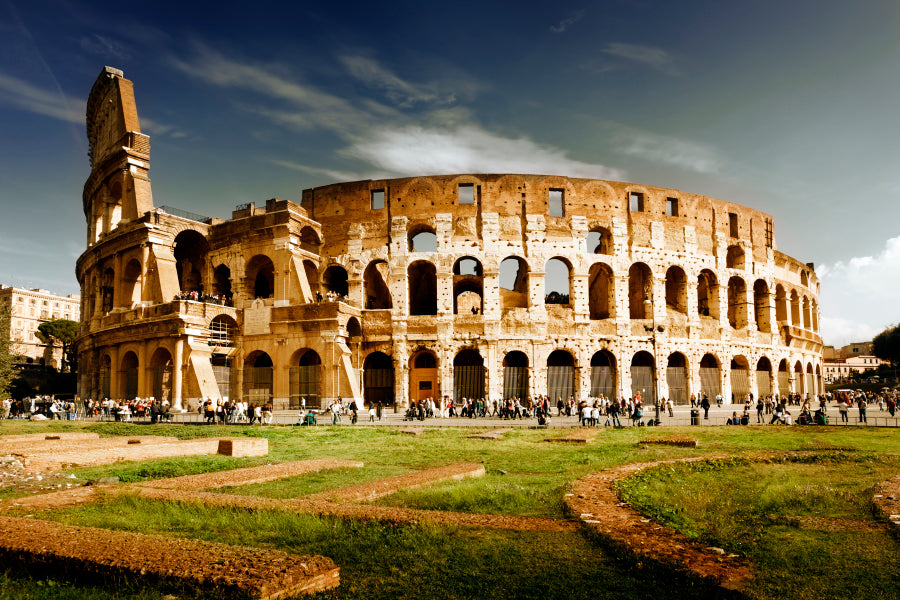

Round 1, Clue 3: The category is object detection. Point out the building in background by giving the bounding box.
[0,285,81,368]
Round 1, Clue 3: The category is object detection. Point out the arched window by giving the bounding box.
[753,280,770,332]
[727,277,747,329]
[665,266,687,315]
[697,270,719,318]
[323,265,349,298]
[586,227,612,255]
[499,256,529,309]
[628,263,652,319]
[213,264,232,300]
[409,226,437,252]
[454,257,483,314]
[364,260,392,309]
[408,261,437,315]
[174,230,209,294]
[588,263,613,320]
[544,257,571,305]
[726,245,745,270]
[208,315,238,347]
[246,255,275,299]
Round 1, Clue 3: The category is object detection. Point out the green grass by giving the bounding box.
[2,421,900,598]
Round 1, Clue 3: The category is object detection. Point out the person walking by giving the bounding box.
[701,395,711,420]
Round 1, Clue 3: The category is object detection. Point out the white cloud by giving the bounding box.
[343,125,625,180]
[0,72,84,124]
[602,42,679,74]
[268,159,362,182]
[818,235,900,346]
[616,129,721,174]
[339,55,465,107]
[550,10,585,34]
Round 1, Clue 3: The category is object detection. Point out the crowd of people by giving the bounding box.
[174,291,232,306]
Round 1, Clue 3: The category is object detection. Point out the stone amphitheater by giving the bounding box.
[76,66,822,413]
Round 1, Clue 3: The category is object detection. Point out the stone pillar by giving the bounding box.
[137,340,148,399]
[173,337,184,411]
[109,345,120,400]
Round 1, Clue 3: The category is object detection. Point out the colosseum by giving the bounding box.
[75,66,823,411]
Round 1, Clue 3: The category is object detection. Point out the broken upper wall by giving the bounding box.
[300,174,776,258]
[83,66,154,243]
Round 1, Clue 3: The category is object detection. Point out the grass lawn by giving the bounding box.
[0,420,898,599]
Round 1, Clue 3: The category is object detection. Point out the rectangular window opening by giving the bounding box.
[370,189,385,210]
[666,197,679,217]
[729,213,739,238]
[549,189,564,217]
[458,183,475,205]
[629,192,644,212]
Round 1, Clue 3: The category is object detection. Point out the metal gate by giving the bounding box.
[805,373,815,396]
[699,367,720,398]
[124,368,138,400]
[454,365,485,402]
[244,366,273,404]
[363,368,394,406]
[731,369,750,402]
[590,366,616,399]
[503,366,528,400]
[151,365,173,403]
[666,367,687,405]
[100,368,110,399]
[756,370,771,397]
[778,371,790,396]
[630,366,655,403]
[289,366,320,409]
[547,366,575,402]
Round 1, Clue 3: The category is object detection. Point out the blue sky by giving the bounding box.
[1,0,899,347]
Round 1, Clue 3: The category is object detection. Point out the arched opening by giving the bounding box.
[364,260,392,309]
[544,257,571,305]
[289,349,321,409]
[363,351,394,407]
[213,264,232,301]
[588,263,613,320]
[346,317,362,339]
[806,363,815,396]
[754,280,770,332]
[100,354,111,399]
[454,349,485,402]
[208,315,238,348]
[775,284,788,322]
[246,255,275,299]
[794,360,804,395]
[697,269,719,318]
[303,260,319,300]
[121,259,142,307]
[630,351,655,403]
[323,265,349,298]
[778,359,790,395]
[590,350,617,399]
[244,351,273,404]
[454,257,483,314]
[665,266,688,315]
[731,355,750,403]
[409,226,437,252]
[726,245,745,270]
[727,276,748,329]
[699,354,721,399]
[299,226,320,253]
[503,351,529,400]
[409,349,439,403]
[173,230,209,294]
[408,261,437,315]
[149,347,173,404]
[586,227,612,255]
[790,290,801,325]
[800,270,809,287]
[628,262,652,319]
[756,357,772,398]
[120,351,139,400]
[101,267,115,313]
[547,350,576,402]
[802,296,811,329]
[666,353,688,405]
[499,256,529,309]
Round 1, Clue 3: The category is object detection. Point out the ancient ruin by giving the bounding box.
[76,66,823,411]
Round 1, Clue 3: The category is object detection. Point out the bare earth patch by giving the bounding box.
[466,428,510,440]
[141,459,365,491]
[545,429,596,444]
[873,474,900,530]
[766,514,893,533]
[640,434,699,447]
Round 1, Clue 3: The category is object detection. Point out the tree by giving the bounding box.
[872,324,900,366]
[35,319,80,373]
[0,305,15,395]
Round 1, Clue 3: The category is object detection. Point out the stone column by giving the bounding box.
[137,340,148,399]
[173,337,184,411]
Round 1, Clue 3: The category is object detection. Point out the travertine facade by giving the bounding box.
[76,67,823,410]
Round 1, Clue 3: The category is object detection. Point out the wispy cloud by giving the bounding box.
[818,236,900,346]
[0,72,84,124]
[550,10,585,34]
[343,125,625,180]
[78,33,131,60]
[601,42,680,75]
[338,54,473,107]
[615,129,721,174]
[268,159,362,182]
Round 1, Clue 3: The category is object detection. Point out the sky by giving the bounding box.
[1,0,899,348]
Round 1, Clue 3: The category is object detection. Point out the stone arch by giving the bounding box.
[149,347,173,403]
[665,266,688,315]
[630,351,655,403]
[727,276,748,329]
[173,230,209,294]
[244,350,273,405]
[699,353,721,398]
[346,316,362,339]
[323,264,349,298]
[547,349,576,402]
[408,224,437,252]
[208,314,238,347]
[363,351,394,406]
[544,257,572,305]
[726,245,745,269]
[120,350,139,400]
[408,260,437,315]
[790,289,801,325]
[246,255,275,299]
[499,256,529,309]
[289,348,321,409]
[628,262,653,319]
[364,260,392,309]
[213,264,232,300]
[454,257,483,314]
[775,284,788,322]
[454,348,485,402]
[730,355,751,402]
[590,350,617,399]
[586,226,612,255]
[588,263,614,320]
[121,258,142,307]
[409,348,439,403]
[756,356,772,397]
[697,269,720,318]
[794,360,804,395]
[666,352,688,405]
[802,295,811,329]
[503,350,529,401]
[778,359,790,394]
[299,226,320,253]
[753,279,771,332]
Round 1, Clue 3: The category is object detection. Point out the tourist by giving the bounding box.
[700,395,711,419]
[838,398,849,423]
[858,397,868,424]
